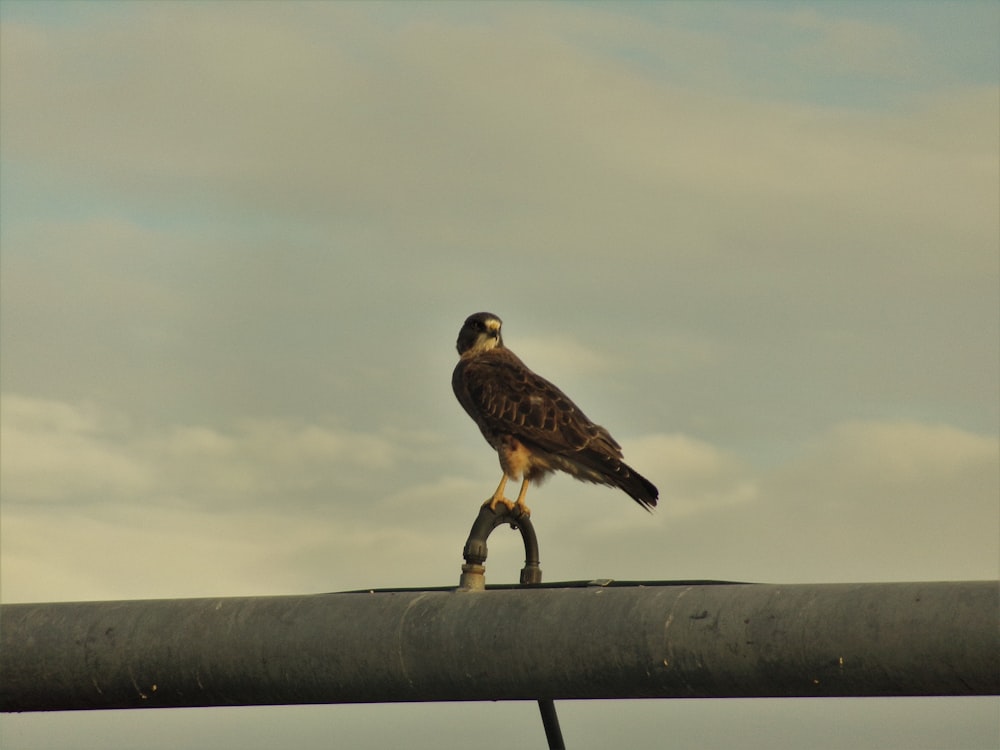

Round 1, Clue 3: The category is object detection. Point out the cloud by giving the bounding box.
[2,5,995,415]
[3,3,995,249]
[0,393,494,600]
[0,394,404,509]
[0,395,152,502]
[751,421,1000,582]
[1,1,996,600]
[542,420,998,584]
[4,394,995,601]
[775,420,999,491]
[782,8,917,78]
[512,335,613,376]
[625,433,757,518]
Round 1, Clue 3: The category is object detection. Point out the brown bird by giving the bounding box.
[452,312,658,516]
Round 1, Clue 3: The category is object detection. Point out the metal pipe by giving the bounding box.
[2,580,997,712]
[537,698,565,749]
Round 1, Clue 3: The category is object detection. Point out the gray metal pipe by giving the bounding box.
[2,580,997,712]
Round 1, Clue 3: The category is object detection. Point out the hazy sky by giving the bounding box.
[1,2,998,748]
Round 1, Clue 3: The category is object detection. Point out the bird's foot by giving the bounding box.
[513,499,531,518]
[484,496,515,513]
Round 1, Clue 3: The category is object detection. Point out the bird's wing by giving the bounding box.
[456,348,658,510]
[459,349,623,458]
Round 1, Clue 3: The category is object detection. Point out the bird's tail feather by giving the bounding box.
[615,463,658,512]
[571,451,658,512]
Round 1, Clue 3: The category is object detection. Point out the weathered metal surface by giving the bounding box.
[1,580,997,712]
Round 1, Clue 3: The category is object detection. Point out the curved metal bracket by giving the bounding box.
[458,504,541,590]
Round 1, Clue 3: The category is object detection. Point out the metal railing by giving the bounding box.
[2,505,997,750]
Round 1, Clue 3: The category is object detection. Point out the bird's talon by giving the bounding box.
[484,496,515,513]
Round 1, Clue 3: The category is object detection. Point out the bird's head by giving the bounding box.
[456,312,504,356]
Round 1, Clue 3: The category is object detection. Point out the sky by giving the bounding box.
[1,1,998,748]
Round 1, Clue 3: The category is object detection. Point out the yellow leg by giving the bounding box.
[513,478,531,517]
[485,474,514,511]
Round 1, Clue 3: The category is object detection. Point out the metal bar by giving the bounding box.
[1,581,997,712]
[537,698,566,749]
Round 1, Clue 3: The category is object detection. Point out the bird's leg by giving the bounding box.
[513,478,531,517]
[485,474,514,512]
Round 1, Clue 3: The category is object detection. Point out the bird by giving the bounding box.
[452,312,658,516]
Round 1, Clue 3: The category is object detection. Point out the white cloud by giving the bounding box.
[0,502,364,602]
[782,8,917,77]
[512,335,613,376]
[544,421,998,584]
[787,420,998,486]
[624,433,757,518]
[753,421,1000,582]
[3,3,995,252]
[0,395,152,502]
[5,392,994,600]
[0,395,403,509]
